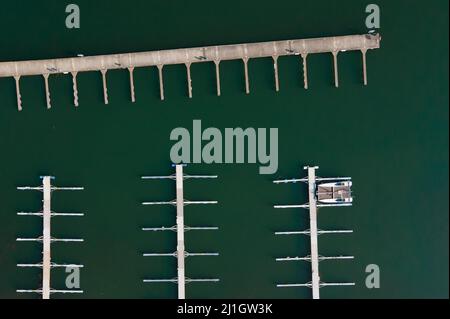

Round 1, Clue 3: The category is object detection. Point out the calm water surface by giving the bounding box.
[0,0,448,298]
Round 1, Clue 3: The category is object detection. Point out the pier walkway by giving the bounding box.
[0,34,381,110]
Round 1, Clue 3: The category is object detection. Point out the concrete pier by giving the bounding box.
[0,34,380,110]
[186,63,193,98]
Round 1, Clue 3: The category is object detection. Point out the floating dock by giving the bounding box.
[274,166,355,299]
[16,176,84,299]
[0,33,381,110]
[141,164,219,299]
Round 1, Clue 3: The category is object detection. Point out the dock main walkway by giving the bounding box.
[175,165,186,298]
[42,177,52,299]
[142,164,219,299]
[0,34,381,110]
[274,166,355,299]
[16,176,84,299]
[307,167,321,299]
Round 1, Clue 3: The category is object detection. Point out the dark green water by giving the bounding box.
[0,0,448,299]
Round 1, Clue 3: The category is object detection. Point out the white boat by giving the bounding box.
[316,181,353,204]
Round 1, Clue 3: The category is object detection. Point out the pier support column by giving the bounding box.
[100,69,108,105]
[43,74,51,109]
[273,55,280,92]
[128,67,136,103]
[332,51,339,88]
[157,65,164,101]
[71,72,79,107]
[14,76,22,111]
[214,60,221,97]
[361,49,368,86]
[301,54,308,90]
[185,63,192,98]
[243,57,250,94]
